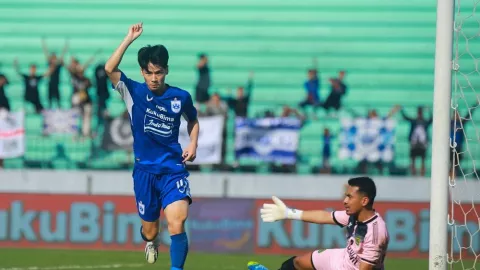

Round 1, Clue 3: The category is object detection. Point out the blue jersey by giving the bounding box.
[114,72,197,175]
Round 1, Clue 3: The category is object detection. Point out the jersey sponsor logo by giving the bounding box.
[146,95,153,102]
[156,105,167,112]
[171,99,181,113]
[145,108,174,122]
[144,114,174,137]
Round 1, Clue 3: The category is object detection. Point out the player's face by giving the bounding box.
[141,62,168,91]
[343,185,369,215]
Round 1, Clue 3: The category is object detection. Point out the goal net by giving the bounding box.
[447,0,480,268]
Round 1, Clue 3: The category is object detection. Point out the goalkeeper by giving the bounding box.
[248,177,389,270]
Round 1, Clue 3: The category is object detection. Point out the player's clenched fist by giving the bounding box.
[126,22,143,43]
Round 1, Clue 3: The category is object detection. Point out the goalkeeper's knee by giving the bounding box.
[279,256,296,270]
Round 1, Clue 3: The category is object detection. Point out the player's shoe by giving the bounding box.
[247,261,269,270]
[144,240,159,264]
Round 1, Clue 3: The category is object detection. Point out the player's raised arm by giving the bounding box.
[105,22,143,86]
[260,196,337,225]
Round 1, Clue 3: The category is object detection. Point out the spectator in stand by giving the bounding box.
[71,68,93,139]
[41,38,69,109]
[348,105,401,120]
[206,93,228,166]
[225,71,254,117]
[449,102,478,179]
[399,105,433,177]
[322,128,333,173]
[206,93,228,117]
[299,58,322,119]
[13,58,52,114]
[299,58,321,119]
[94,63,110,127]
[0,74,10,112]
[280,104,306,123]
[195,53,211,106]
[323,70,347,116]
[67,49,102,83]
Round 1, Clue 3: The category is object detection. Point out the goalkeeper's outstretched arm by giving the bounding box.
[301,210,336,225]
[260,196,336,225]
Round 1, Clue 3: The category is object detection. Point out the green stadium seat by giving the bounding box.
[0,0,478,175]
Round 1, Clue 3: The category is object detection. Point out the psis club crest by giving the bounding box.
[171,98,181,113]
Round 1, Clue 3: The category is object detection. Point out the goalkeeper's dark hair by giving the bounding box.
[137,45,169,70]
[348,176,377,207]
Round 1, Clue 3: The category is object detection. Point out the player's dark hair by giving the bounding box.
[348,176,377,207]
[138,45,169,70]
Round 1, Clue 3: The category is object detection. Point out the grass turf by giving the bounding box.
[0,248,435,269]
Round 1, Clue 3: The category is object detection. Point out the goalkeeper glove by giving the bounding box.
[260,196,303,222]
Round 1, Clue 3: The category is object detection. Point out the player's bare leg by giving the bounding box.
[164,198,189,234]
[164,198,190,270]
[141,219,160,264]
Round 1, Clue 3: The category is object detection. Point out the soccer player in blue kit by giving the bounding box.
[104,22,199,270]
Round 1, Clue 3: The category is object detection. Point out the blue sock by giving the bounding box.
[170,232,188,270]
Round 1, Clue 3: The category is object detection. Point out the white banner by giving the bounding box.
[0,111,25,158]
[179,115,225,164]
[42,109,80,135]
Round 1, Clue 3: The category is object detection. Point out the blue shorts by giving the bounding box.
[132,168,192,222]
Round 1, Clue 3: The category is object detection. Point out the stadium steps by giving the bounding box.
[0,0,478,175]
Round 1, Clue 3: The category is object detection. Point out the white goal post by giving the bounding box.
[429,0,454,269]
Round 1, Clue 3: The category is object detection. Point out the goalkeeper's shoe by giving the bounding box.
[144,239,159,264]
[247,261,269,270]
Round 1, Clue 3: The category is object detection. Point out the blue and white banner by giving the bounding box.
[234,117,301,164]
[42,109,80,135]
[338,118,396,162]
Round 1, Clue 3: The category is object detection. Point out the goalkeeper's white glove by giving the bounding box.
[260,196,303,222]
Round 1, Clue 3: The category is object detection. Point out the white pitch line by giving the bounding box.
[0,264,144,270]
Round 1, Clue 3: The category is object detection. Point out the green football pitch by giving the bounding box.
[0,248,436,270]
[0,248,477,269]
